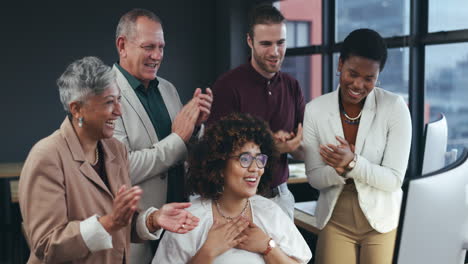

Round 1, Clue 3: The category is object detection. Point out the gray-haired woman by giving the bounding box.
[19,56,199,263]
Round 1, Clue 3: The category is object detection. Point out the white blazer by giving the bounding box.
[303,87,412,233]
[113,66,187,210]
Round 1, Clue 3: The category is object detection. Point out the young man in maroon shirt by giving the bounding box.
[208,4,305,219]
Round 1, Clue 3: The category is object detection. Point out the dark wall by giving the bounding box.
[0,1,220,162]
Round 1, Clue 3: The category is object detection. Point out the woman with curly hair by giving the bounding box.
[152,113,312,264]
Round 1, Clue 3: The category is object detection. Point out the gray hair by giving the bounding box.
[57,56,115,113]
[115,8,162,43]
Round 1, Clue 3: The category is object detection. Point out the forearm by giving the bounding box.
[30,220,90,263]
[290,145,304,161]
[264,248,300,264]
[346,155,404,191]
[128,133,187,185]
[135,208,163,241]
[306,165,346,190]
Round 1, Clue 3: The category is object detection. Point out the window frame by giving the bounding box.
[283,0,468,178]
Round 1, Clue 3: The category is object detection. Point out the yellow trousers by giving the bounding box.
[315,183,396,264]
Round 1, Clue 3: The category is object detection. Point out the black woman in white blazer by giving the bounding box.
[303,29,412,264]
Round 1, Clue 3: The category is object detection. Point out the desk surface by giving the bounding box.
[0,162,23,178]
[0,162,23,203]
[294,208,319,235]
[288,163,308,184]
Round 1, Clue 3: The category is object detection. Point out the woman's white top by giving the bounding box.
[303,87,412,233]
[152,195,312,264]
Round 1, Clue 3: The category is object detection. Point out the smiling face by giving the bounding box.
[118,16,165,87]
[338,55,381,105]
[222,142,265,200]
[248,23,286,79]
[78,84,122,141]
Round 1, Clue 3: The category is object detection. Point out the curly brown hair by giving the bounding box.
[187,113,277,200]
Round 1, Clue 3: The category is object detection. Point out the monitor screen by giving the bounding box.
[394,149,468,264]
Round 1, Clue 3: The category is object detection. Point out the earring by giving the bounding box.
[78,117,84,128]
[376,80,381,87]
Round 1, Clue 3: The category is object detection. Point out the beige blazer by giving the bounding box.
[303,87,412,233]
[113,65,187,210]
[112,66,187,263]
[19,117,136,263]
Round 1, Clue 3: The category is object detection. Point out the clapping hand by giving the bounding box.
[319,136,355,175]
[199,217,249,258]
[193,88,213,126]
[99,185,142,233]
[274,124,303,154]
[149,202,200,234]
[235,221,270,253]
[172,99,200,142]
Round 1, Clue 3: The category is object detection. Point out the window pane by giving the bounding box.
[426,43,468,156]
[429,0,468,32]
[335,0,410,42]
[282,55,322,102]
[286,22,295,47]
[297,22,310,47]
[277,0,322,46]
[332,48,409,99]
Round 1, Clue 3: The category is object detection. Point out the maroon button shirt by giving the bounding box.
[208,62,305,187]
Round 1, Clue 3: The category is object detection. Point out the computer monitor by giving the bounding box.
[421,113,448,174]
[393,149,468,264]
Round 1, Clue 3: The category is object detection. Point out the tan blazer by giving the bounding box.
[19,117,136,263]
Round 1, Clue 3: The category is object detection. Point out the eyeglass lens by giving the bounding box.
[239,153,268,168]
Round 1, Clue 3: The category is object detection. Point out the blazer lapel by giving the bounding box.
[157,77,178,121]
[79,163,113,198]
[101,140,120,198]
[355,89,377,154]
[114,65,158,143]
[328,89,345,139]
[61,118,113,197]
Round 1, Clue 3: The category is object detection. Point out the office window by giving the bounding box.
[275,0,468,175]
[332,48,409,99]
[277,0,322,46]
[335,0,410,42]
[286,21,311,48]
[426,43,468,153]
[282,55,322,102]
[429,0,468,32]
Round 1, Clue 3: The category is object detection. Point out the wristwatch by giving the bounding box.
[346,154,357,171]
[263,238,276,256]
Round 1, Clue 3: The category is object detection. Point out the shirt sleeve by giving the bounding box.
[79,215,113,252]
[303,103,347,190]
[136,207,163,240]
[151,226,198,264]
[256,198,312,264]
[346,96,412,191]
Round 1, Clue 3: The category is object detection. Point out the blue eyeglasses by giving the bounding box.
[229,153,268,168]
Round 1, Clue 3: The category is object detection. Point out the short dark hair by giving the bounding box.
[115,8,162,42]
[187,113,277,200]
[339,28,388,71]
[247,4,285,39]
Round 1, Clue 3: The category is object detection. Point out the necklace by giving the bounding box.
[90,146,99,166]
[215,199,249,222]
[342,109,361,125]
[343,110,362,121]
[339,95,362,125]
